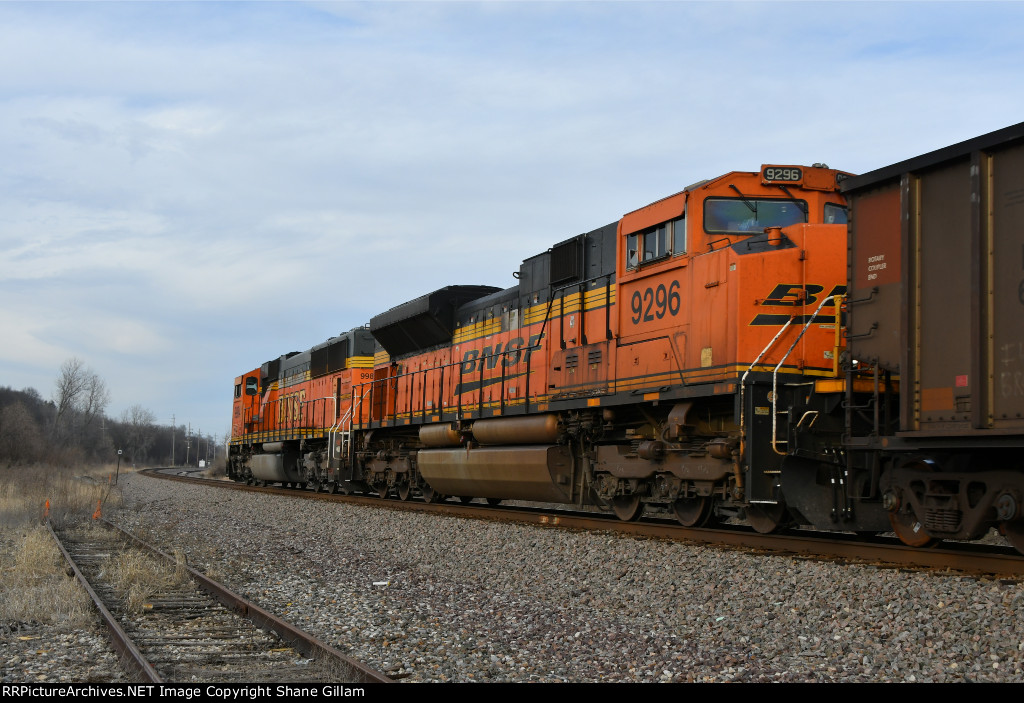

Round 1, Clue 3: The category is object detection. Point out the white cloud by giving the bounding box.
[1,0,1023,430]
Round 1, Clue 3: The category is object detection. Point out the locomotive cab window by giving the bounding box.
[244,377,258,395]
[671,215,686,256]
[234,383,241,399]
[824,202,848,224]
[704,197,807,234]
[626,216,686,270]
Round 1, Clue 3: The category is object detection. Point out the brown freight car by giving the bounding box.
[843,121,1024,549]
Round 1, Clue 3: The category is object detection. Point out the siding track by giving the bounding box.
[48,519,391,684]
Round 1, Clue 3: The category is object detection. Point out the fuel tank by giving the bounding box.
[416,445,573,502]
[471,414,560,445]
[419,423,462,447]
[250,451,303,483]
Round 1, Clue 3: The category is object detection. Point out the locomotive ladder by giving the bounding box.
[768,294,840,456]
[328,384,374,464]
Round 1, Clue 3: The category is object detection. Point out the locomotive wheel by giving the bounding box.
[746,502,789,534]
[889,510,938,548]
[672,497,713,527]
[398,483,412,501]
[328,482,339,494]
[611,495,644,522]
[421,485,442,503]
[1001,521,1024,555]
[312,481,322,493]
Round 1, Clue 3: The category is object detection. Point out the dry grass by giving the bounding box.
[0,462,124,530]
[0,525,94,629]
[0,462,126,631]
[316,654,361,683]
[101,546,188,613]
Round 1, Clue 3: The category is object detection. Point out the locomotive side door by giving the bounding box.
[549,231,614,399]
[615,194,689,393]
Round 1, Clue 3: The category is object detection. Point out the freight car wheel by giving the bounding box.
[889,510,938,548]
[611,495,644,522]
[376,485,390,499]
[672,497,713,527]
[459,496,474,504]
[398,483,412,501]
[421,486,442,503]
[1001,521,1024,555]
[745,502,789,534]
[486,498,502,506]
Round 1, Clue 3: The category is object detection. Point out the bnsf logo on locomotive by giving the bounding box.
[277,389,306,424]
[749,284,846,326]
[459,333,544,375]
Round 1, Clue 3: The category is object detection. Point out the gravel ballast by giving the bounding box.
[5,470,1024,682]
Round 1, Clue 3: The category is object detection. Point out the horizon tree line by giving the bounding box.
[0,357,226,469]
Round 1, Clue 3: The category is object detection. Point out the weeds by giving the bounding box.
[0,462,126,631]
[0,462,124,530]
[0,525,93,629]
[101,546,188,613]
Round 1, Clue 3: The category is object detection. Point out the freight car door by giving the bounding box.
[906,162,974,430]
[986,142,1024,430]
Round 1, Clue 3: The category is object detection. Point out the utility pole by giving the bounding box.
[171,414,175,467]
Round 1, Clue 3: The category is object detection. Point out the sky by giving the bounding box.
[1,0,1023,441]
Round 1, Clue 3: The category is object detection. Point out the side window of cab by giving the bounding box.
[626,215,686,270]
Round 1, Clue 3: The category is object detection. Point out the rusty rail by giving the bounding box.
[143,468,1024,578]
[48,517,392,684]
[46,521,163,682]
[100,519,392,684]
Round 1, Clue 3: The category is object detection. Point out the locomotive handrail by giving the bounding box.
[549,272,615,345]
[770,294,839,456]
[346,271,612,429]
[738,315,798,498]
[308,396,335,433]
[328,384,373,462]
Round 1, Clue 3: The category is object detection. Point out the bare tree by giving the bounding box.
[51,358,110,450]
[119,404,157,464]
[80,373,110,431]
[52,358,89,438]
[0,402,43,465]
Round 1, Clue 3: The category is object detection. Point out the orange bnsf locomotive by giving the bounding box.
[228,121,1024,553]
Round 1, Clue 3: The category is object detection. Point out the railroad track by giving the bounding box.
[142,468,1024,578]
[48,519,392,684]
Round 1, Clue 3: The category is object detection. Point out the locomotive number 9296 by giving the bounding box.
[762,167,803,182]
[630,280,681,324]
